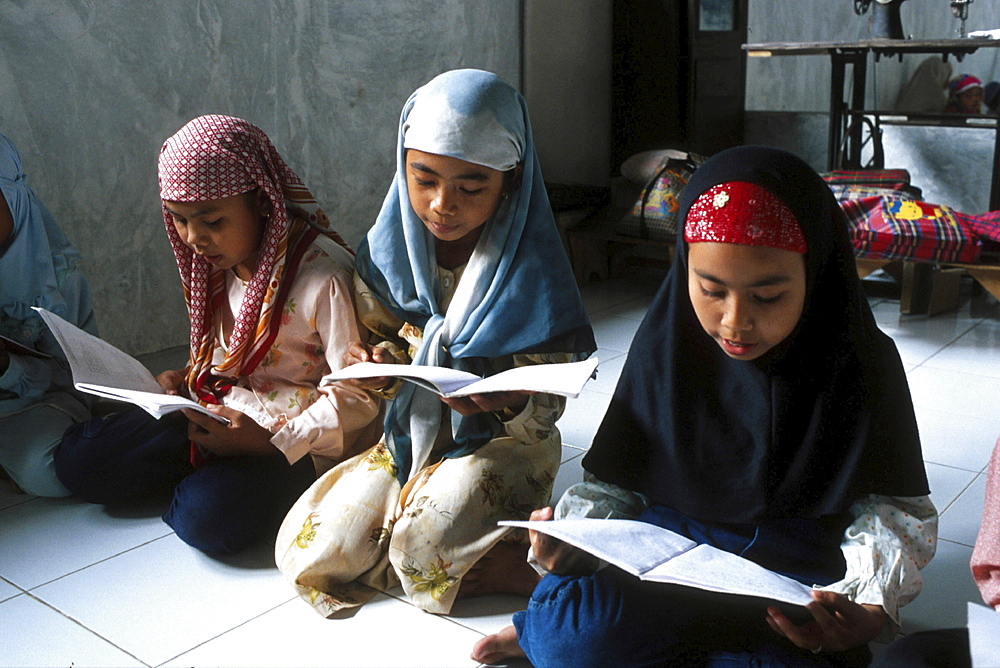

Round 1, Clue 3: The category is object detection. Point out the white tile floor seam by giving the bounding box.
[3,269,999,666]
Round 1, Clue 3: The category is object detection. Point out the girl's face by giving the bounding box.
[405,149,507,243]
[164,190,266,282]
[958,87,984,114]
[687,241,807,361]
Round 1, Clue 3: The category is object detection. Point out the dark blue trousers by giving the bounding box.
[871,628,970,668]
[54,408,314,555]
[513,505,872,668]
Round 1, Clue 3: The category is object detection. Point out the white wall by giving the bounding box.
[0,1,521,355]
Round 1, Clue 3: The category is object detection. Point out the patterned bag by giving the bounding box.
[840,196,981,263]
[615,154,699,242]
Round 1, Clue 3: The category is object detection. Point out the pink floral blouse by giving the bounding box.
[215,237,381,475]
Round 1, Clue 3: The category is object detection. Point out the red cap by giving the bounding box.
[684,181,807,254]
[952,74,983,95]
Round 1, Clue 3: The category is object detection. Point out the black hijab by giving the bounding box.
[582,146,928,523]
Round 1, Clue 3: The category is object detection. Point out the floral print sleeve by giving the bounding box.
[500,352,573,446]
[822,494,938,626]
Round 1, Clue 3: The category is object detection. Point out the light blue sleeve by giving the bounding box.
[0,352,55,402]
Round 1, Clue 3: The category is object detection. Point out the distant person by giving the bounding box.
[945,74,985,114]
[0,132,97,497]
[984,81,1000,114]
[895,56,952,112]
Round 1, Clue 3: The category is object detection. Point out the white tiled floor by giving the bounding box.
[2,267,997,667]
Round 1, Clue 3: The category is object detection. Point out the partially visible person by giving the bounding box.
[945,74,985,114]
[54,115,380,555]
[872,435,1000,668]
[0,132,98,497]
[894,56,952,113]
[984,81,1000,114]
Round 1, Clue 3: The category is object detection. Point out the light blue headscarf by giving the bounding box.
[356,69,595,482]
[0,133,93,346]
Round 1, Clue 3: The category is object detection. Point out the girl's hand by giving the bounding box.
[183,405,277,457]
[765,591,888,654]
[441,390,532,416]
[156,368,188,396]
[343,340,394,390]
[528,507,596,575]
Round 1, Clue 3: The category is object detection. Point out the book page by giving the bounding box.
[34,308,230,425]
[969,601,1000,668]
[34,308,161,393]
[646,544,814,607]
[448,358,599,398]
[500,518,696,576]
[325,357,599,398]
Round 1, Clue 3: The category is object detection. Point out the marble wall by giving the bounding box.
[0,1,520,355]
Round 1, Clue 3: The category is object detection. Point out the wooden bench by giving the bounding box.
[856,257,1000,315]
[566,210,674,285]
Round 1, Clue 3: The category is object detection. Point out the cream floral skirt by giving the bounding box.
[275,433,560,616]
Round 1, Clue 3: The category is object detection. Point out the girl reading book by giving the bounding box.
[54,115,380,555]
[473,145,937,667]
[275,69,595,615]
[0,132,98,497]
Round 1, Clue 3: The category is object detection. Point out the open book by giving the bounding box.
[1,334,53,359]
[325,356,599,398]
[500,518,815,608]
[33,308,228,424]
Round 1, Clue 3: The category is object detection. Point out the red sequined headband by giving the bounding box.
[684,181,807,254]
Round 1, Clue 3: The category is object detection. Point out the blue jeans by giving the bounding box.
[55,407,314,555]
[513,505,871,668]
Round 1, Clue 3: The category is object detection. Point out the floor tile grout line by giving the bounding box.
[19,532,175,593]
[154,595,299,667]
[20,587,153,667]
[924,460,986,476]
[935,471,983,517]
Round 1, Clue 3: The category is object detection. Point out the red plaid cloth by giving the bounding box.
[840,196,981,263]
[821,169,912,186]
[822,169,922,201]
[959,210,1000,244]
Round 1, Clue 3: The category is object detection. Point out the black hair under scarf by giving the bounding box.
[582,146,929,523]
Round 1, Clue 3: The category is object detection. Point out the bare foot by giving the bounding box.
[471,624,525,664]
[459,541,541,599]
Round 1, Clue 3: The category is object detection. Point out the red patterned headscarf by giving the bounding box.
[158,114,350,406]
[684,181,807,254]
